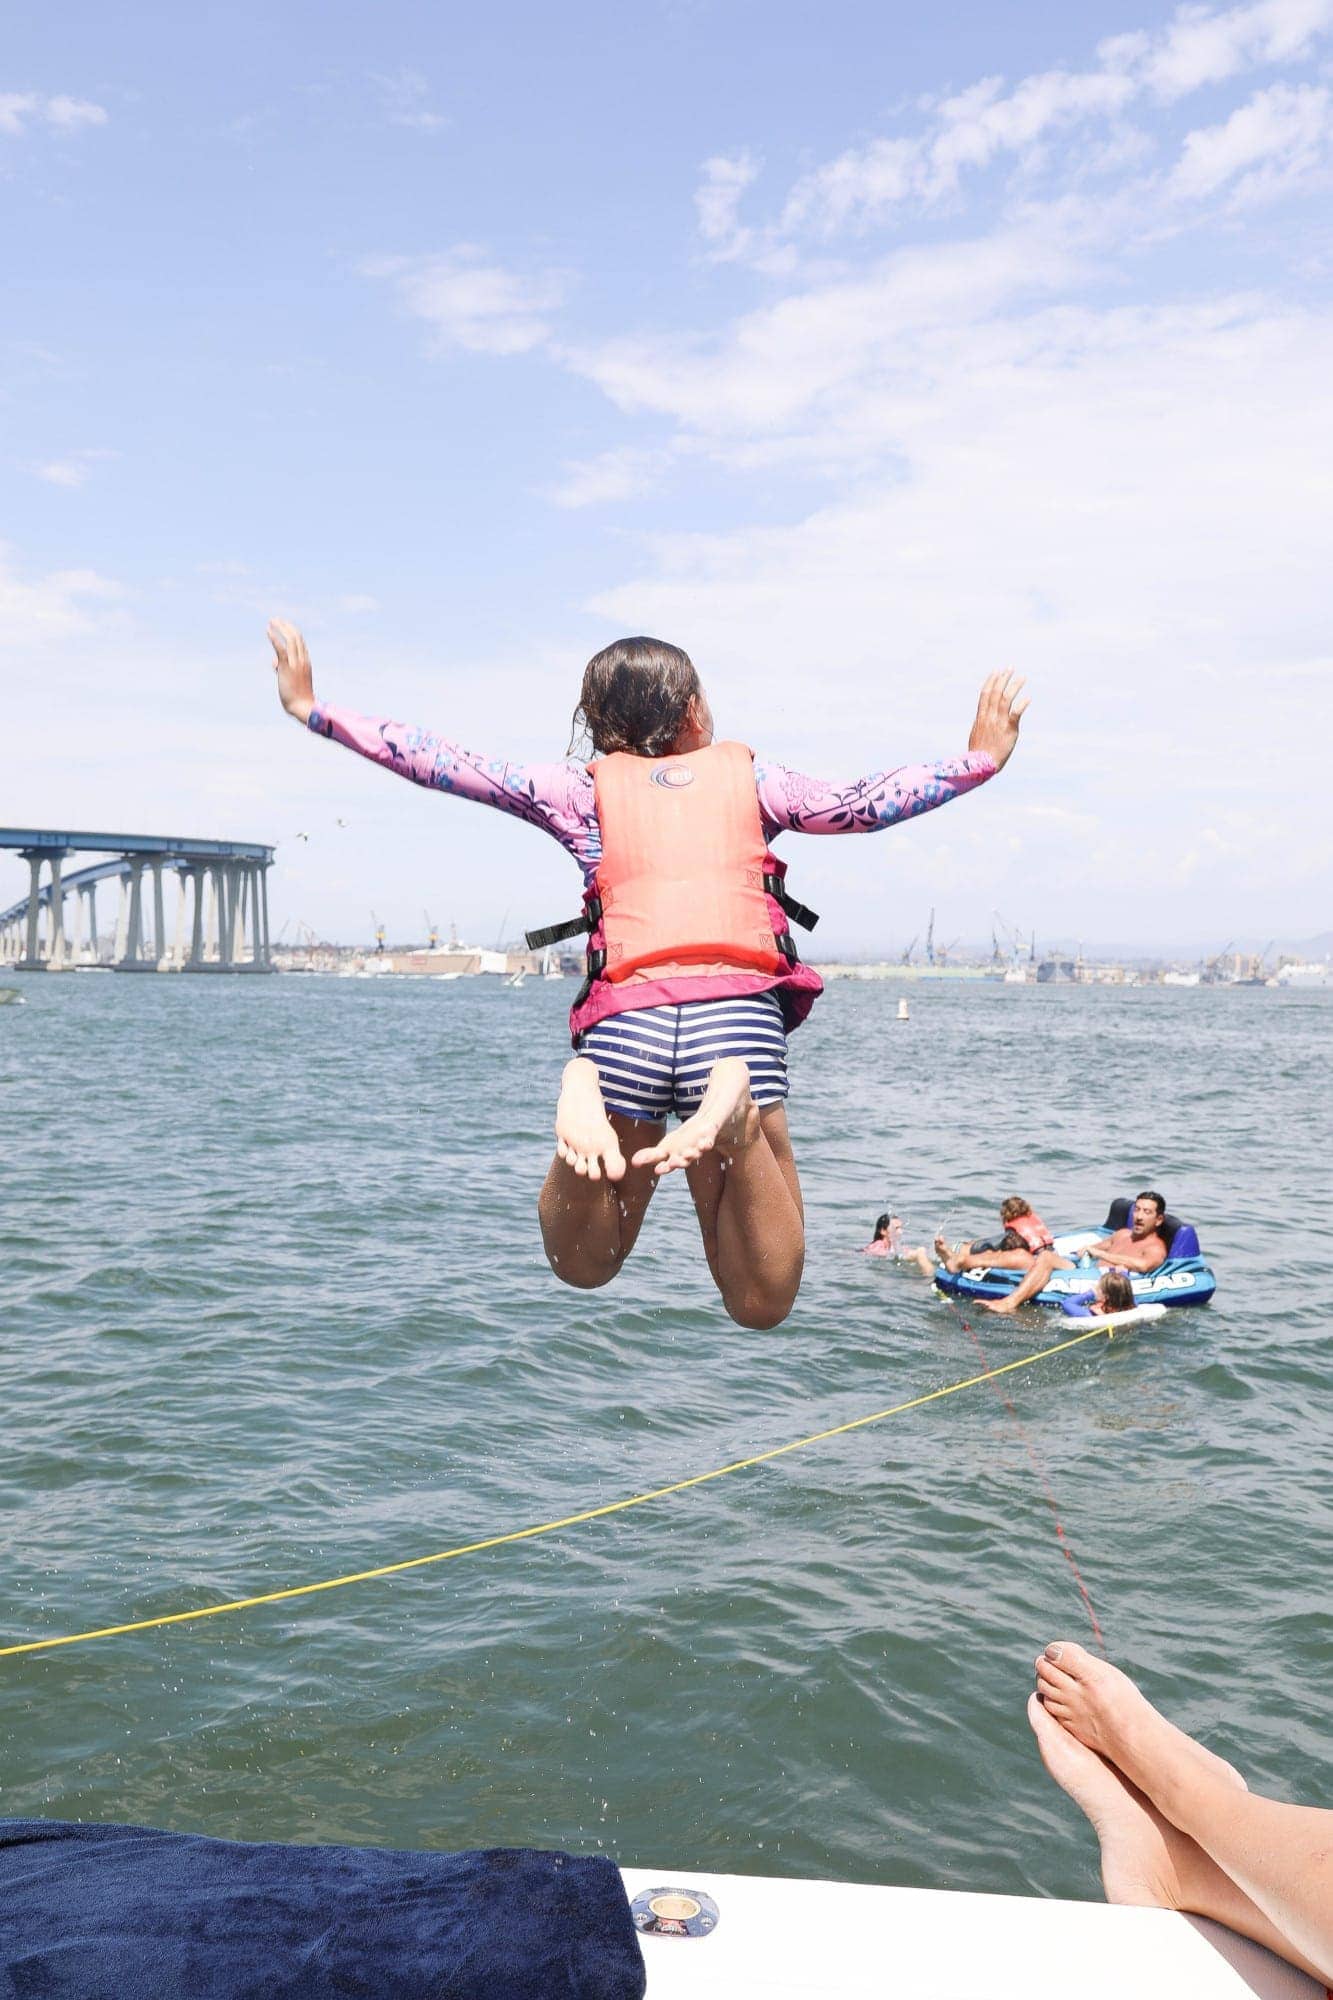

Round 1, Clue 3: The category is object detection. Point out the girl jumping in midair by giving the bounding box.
[269,622,1026,1328]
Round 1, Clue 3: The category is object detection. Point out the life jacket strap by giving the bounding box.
[525,895,603,953]
[763,875,819,932]
[525,916,587,951]
[531,881,816,959]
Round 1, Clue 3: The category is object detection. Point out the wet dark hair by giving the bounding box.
[569,636,700,759]
[873,1213,892,1238]
[1136,1190,1166,1219]
[1099,1271,1136,1313]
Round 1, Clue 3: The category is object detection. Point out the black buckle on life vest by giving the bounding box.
[525,895,603,954]
[763,874,819,932]
[570,943,608,1018]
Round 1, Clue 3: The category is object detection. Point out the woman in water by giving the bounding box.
[269,621,1025,1327]
[863,1213,934,1278]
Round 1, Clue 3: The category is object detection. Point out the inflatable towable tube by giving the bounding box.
[933,1198,1216,1310]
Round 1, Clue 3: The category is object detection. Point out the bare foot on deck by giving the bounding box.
[631,1057,759,1178]
[554,1058,626,1181]
[1031,1678,1333,1984]
[1029,1691,1188,1907]
[1028,1692,1250,1909]
[1034,1643,1239,1803]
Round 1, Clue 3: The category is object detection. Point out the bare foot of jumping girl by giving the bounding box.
[631,1057,757,1177]
[554,1058,627,1181]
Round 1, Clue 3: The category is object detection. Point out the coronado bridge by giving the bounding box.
[0,829,275,973]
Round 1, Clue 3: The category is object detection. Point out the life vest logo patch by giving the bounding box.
[651,765,695,789]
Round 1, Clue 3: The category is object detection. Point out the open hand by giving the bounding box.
[268,619,315,724]
[968,670,1028,773]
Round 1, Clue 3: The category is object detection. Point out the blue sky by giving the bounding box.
[3,0,1330,953]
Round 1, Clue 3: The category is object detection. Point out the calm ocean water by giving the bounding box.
[2,973,1330,1903]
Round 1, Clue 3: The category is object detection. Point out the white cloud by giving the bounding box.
[0,92,107,137]
[568,213,1090,435]
[337,594,379,615]
[1169,80,1331,200]
[573,288,1332,933]
[32,448,117,489]
[727,0,1333,248]
[547,446,673,509]
[695,151,762,260]
[0,548,125,644]
[43,95,108,131]
[1142,0,1333,100]
[374,69,447,132]
[363,247,566,356]
[782,65,1137,233]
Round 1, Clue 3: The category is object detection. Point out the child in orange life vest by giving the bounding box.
[934,1196,1069,1276]
[270,621,1027,1328]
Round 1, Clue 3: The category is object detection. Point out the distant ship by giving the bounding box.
[1275,961,1330,988]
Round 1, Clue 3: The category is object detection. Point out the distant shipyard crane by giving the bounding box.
[0,826,274,973]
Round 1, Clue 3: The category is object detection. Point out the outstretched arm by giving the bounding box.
[757,671,1028,833]
[266,619,599,866]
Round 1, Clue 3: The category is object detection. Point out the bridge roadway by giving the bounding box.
[0,828,276,973]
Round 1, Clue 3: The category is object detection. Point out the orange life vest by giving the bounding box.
[1007,1211,1054,1253]
[592,740,787,985]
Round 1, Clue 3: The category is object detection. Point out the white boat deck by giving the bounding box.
[620,1868,1324,1997]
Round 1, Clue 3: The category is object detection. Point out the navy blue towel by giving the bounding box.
[0,1819,646,2000]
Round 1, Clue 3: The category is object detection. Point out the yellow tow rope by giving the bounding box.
[0,1319,1123,1660]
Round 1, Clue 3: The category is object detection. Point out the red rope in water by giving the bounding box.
[941,1292,1106,1655]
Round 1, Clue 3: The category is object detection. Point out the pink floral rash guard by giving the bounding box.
[307,703,996,882]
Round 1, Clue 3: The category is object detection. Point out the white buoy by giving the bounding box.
[897,996,910,1021]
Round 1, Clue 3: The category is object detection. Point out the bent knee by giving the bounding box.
[547,1250,626,1291]
[724,1293,796,1331]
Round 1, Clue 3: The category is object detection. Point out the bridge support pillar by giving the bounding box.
[187,866,206,967]
[169,868,187,969]
[47,855,66,968]
[152,860,166,968]
[23,853,42,966]
[17,847,69,971]
[119,859,146,968]
[259,864,271,965]
[230,862,246,965]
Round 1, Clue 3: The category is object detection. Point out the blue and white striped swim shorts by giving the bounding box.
[576,991,789,1122]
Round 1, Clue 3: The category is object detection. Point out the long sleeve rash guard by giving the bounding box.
[307,704,996,888]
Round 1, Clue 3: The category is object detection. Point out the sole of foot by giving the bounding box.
[631,1057,757,1177]
[554,1058,626,1181]
[1028,1692,1190,1908]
